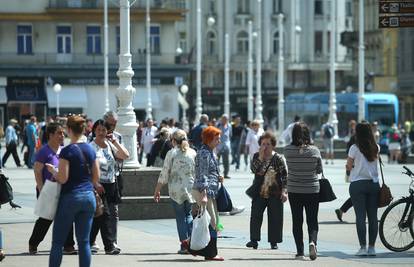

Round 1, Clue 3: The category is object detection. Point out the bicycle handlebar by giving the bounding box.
[403,166,414,176]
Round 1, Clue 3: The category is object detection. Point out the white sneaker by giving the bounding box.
[367,246,376,256]
[229,206,245,215]
[309,242,317,260]
[91,243,100,253]
[356,246,367,256]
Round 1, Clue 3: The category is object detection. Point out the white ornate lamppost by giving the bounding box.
[180,84,189,132]
[53,83,62,116]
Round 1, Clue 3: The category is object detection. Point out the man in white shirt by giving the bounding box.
[279,115,301,146]
[140,119,158,162]
[245,120,264,160]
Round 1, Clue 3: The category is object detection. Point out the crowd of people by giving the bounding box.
[0,111,408,264]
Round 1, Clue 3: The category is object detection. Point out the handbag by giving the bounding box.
[34,179,62,220]
[0,173,13,205]
[245,159,272,199]
[319,173,337,203]
[94,191,104,217]
[216,184,233,212]
[378,157,393,208]
[190,206,211,251]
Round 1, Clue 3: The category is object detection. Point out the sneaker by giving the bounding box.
[309,242,317,260]
[270,243,278,250]
[356,246,367,256]
[113,243,121,253]
[367,246,376,256]
[29,245,38,255]
[63,246,77,255]
[229,206,245,215]
[335,209,343,222]
[105,248,121,255]
[295,254,305,260]
[90,243,100,254]
[177,248,189,254]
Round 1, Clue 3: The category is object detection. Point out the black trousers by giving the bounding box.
[2,142,21,167]
[250,196,283,244]
[29,188,75,248]
[340,197,353,213]
[288,192,319,255]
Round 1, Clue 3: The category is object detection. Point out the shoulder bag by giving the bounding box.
[378,156,393,208]
[319,172,337,203]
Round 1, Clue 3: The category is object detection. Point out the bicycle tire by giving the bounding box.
[379,198,414,252]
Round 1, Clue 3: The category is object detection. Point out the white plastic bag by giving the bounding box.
[34,180,62,220]
[190,206,211,251]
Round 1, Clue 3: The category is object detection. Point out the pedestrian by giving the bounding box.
[153,130,196,254]
[399,129,411,164]
[89,119,129,255]
[284,122,322,261]
[28,122,77,255]
[47,115,99,267]
[216,114,232,179]
[26,116,38,169]
[280,115,300,146]
[230,115,244,171]
[2,119,21,168]
[147,127,173,167]
[189,114,209,150]
[136,121,144,164]
[140,119,158,164]
[246,131,287,250]
[245,120,264,160]
[388,124,401,164]
[347,122,381,256]
[321,121,334,164]
[239,120,251,171]
[182,126,224,261]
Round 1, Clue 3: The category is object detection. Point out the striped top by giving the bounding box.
[284,145,323,194]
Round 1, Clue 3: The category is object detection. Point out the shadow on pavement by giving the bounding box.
[319,220,355,225]
[321,251,414,260]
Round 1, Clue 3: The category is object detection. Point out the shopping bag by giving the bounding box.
[34,180,61,220]
[216,184,233,212]
[190,206,211,251]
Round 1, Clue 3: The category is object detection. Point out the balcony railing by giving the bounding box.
[0,52,186,65]
[49,0,186,9]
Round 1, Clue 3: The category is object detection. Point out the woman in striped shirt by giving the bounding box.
[284,122,323,261]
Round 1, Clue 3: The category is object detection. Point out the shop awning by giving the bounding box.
[0,87,6,104]
[132,88,160,109]
[46,86,88,108]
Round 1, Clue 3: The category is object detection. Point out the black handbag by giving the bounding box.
[216,184,233,212]
[0,173,13,205]
[319,173,336,203]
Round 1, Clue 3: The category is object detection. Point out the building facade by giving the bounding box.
[178,0,353,125]
[0,0,190,125]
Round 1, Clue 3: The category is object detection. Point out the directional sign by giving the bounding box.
[379,1,414,14]
[379,15,414,28]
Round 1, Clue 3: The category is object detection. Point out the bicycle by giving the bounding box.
[379,166,414,252]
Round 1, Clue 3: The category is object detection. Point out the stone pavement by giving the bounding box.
[1,156,414,266]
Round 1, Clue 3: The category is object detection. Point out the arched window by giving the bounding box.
[236,31,248,54]
[207,31,216,55]
[273,31,279,54]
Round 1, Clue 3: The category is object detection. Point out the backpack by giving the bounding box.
[324,125,334,139]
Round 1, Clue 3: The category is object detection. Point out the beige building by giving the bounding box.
[0,0,190,124]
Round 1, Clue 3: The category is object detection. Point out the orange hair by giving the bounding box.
[202,126,221,145]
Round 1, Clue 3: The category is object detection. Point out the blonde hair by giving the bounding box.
[173,129,189,152]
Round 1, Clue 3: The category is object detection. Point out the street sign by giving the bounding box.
[379,15,414,28]
[379,1,414,14]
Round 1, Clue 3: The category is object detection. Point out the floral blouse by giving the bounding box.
[157,147,197,204]
[193,144,220,198]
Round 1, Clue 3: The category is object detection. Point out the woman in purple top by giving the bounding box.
[46,115,99,267]
[28,122,77,255]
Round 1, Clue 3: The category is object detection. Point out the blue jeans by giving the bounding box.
[231,139,241,169]
[28,144,35,168]
[171,200,193,242]
[0,228,3,249]
[349,180,380,246]
[49,190,95,267]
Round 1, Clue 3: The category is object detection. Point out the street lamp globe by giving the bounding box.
[53,83,62,93]
[252,31,258,38]
[295,25,302,34]
[180,84,189,95]
[176,47,183,55]
[207,16,215,27]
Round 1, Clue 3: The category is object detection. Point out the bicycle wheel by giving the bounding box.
[379,198,414,252]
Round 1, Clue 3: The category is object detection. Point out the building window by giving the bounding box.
[346,0,352,16]
[57,26,71,54]
[273,0,282,13]
[87,26,101,54]
[150,25,160,54]
[237,31,248,54]
[237,0,250,14]
[179,32,187,53]
[17,25,32,54]
[207,31,216,55]
[116,26,120,54]
[209,0,216,14]
[314,31,322,57]
[273,31,279,54]
[314,0,323,15]
[233,71,245,87]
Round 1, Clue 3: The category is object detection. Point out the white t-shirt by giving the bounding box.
[91,140,118,183]
[245,128,264,159]
[348,144,379,183]
[140,126,158,155]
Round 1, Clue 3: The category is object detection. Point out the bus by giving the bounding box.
[285,92,399,137]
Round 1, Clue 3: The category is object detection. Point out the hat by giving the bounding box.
[10,119,18,124]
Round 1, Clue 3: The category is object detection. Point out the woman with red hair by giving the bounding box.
[183,126,224,261]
